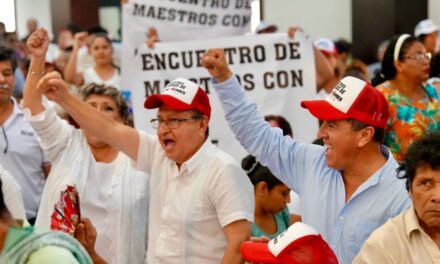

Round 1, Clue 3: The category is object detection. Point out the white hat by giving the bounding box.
[255,20,278,34]
[314,38,338,56]
[414,19,439,37]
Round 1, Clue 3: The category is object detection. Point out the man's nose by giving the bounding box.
[431,183,440,203]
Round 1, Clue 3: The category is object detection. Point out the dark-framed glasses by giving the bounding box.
[403,52,432,63]
[150,117,201,129]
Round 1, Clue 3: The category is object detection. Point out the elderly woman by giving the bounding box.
[374,34,440,162]
[23,29,148,264]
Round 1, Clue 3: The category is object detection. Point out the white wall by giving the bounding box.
[99,7,121,40]
[15,0,53,39]
[429,0,440,28]
[263,0,352,41]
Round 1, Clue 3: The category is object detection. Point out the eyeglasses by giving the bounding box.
[150,117,201,129]
[1,126,8,154]
[403,52,432,63]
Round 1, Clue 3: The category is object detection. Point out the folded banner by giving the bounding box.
[127,32,318,160]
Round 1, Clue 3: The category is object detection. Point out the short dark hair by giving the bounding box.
[80,83,130,124]
[264,115,293,137]
[0,45,17,71]
[242,155,285,190]
[349,119,385,144]
[397,132,440,191]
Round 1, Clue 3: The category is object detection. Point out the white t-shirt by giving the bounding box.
[82,159,117,260]
[83,67,121,90]
[134,132,254,264]
[25,107,148,264]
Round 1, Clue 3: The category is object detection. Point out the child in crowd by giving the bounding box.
[242,155,291,239]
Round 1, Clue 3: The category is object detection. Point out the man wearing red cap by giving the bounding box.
[201,49,411,264]
[35,73,254,264]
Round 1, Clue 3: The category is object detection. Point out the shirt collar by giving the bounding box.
[405,206,424,238]
[10,97,24,118]
[179,138,213,174]
[358,145,394,187]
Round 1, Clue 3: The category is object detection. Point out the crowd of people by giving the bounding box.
[0,11,439,264]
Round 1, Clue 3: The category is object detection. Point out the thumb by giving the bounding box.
[75,223,86,244]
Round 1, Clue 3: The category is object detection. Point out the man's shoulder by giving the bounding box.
[26,245,81,264]
[366,211,407,245]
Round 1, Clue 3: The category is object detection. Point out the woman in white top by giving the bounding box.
[23,29,147,264]
[64,31,120,90]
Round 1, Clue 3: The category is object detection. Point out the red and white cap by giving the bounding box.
[241,222,338,264]
[314,38,338,56]
[144,78,211,120]
[301,76,389,128]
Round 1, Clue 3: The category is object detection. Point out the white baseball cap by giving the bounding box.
[414,19,439,37]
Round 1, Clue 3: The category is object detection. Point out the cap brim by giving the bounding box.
[240,242,281,264]
[301,99,349,121]
[144,94,194,111]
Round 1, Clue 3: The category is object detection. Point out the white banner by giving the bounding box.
[127,32,319,160]
[121,0,253,90]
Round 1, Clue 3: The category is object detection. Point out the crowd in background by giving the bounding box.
[0,8,439,264]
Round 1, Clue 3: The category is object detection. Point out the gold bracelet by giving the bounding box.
[30,71,45,77]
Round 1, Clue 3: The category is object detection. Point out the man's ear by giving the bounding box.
[199,116,209,136]
[357,126,375,147]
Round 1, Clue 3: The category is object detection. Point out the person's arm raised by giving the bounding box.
[64,32,87,86]
[287,27,333,89]
[22,28,50,115]
[36,73,140,161]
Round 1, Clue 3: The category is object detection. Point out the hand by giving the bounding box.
[200,49,233,83]
[75,218,97,258]
[74,32,89,47]
[287,26,303,39]
[146,27,160,49]
[27,28,50,58]
[36,71,70,102]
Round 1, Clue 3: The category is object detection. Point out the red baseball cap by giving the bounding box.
[301,76,389,128]
[144,78,211,120]
[241,223,338,264]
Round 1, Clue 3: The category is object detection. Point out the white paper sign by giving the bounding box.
[127,32,319,160]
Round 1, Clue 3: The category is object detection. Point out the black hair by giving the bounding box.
[0,45,17,71]
[264,115,293,137]
[242,155,284,190]
[429,53,440,78]
[335,39,352,54]
[372,35,420,86]
[349,119,385,144]
[397,132,440,191]
[87,26,108,35]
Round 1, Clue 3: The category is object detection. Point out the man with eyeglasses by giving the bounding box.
[0,46,48,225]
[36,73,254,264]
